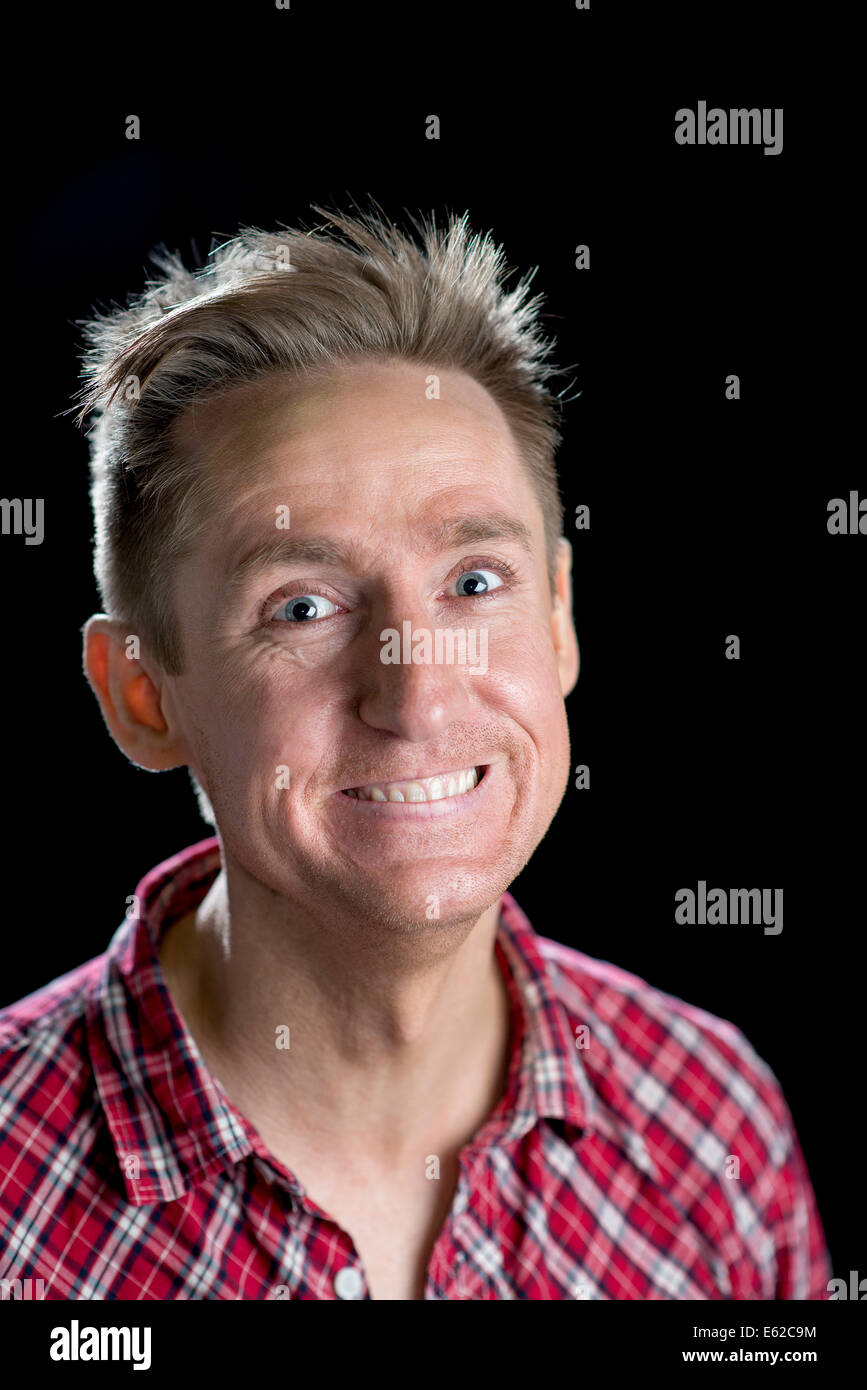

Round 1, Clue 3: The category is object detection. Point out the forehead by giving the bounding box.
[175,358,541,547]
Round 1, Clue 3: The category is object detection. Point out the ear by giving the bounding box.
[551,537,580,696]
[81,615,191,770]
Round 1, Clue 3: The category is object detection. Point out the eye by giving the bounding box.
[274,594,339,622]
[454,569,504,597]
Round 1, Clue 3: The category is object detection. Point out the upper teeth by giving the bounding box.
[346,766,480,802]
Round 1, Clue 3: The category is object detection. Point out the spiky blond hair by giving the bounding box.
[75,203,569,675]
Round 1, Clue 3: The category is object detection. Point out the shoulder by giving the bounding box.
[0,955,103,1056]
[535,936,828,1298]
[538,933,796,1171]
[0,957,106,1208]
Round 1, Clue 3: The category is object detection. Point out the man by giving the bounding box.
[0,206,830,1300]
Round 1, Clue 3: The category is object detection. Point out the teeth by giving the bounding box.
[348,766,480,803]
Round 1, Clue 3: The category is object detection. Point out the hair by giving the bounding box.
[74,201,573,678]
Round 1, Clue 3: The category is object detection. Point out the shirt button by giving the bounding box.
[334,1265,364,1300]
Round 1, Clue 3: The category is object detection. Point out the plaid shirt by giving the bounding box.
[0,837,831,1300]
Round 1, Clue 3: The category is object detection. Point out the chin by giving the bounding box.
[331,866,511,932]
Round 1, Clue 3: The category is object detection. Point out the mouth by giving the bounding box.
[341,764,487,804]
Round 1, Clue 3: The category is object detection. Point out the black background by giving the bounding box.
[1,2,861,1289]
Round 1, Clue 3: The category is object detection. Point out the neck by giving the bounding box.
[157,862,513,1171]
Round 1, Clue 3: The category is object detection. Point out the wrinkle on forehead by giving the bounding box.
[171,360,528,543]
[174,359,513,475]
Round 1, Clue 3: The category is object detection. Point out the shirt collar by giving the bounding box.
[87,838,596,1205]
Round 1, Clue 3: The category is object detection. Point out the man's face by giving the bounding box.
[163,358,577,929]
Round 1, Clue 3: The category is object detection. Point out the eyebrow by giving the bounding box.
[224,512,535,599]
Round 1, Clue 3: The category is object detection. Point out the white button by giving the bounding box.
[334,1265,364,1300]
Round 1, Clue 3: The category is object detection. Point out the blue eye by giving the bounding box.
[455,569,504,596]
[275,594,339,622]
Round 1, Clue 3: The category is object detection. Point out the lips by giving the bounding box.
[343,765,483,803]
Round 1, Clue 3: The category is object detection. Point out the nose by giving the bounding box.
[356,617,474,742]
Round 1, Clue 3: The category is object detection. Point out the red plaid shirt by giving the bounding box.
[0,837,831,1300]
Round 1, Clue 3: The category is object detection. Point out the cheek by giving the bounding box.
[191,656,339,791]
[504,620,571,748]
[483,620,565,719]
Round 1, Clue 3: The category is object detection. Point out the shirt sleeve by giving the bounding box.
[761,1090,832,1300]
